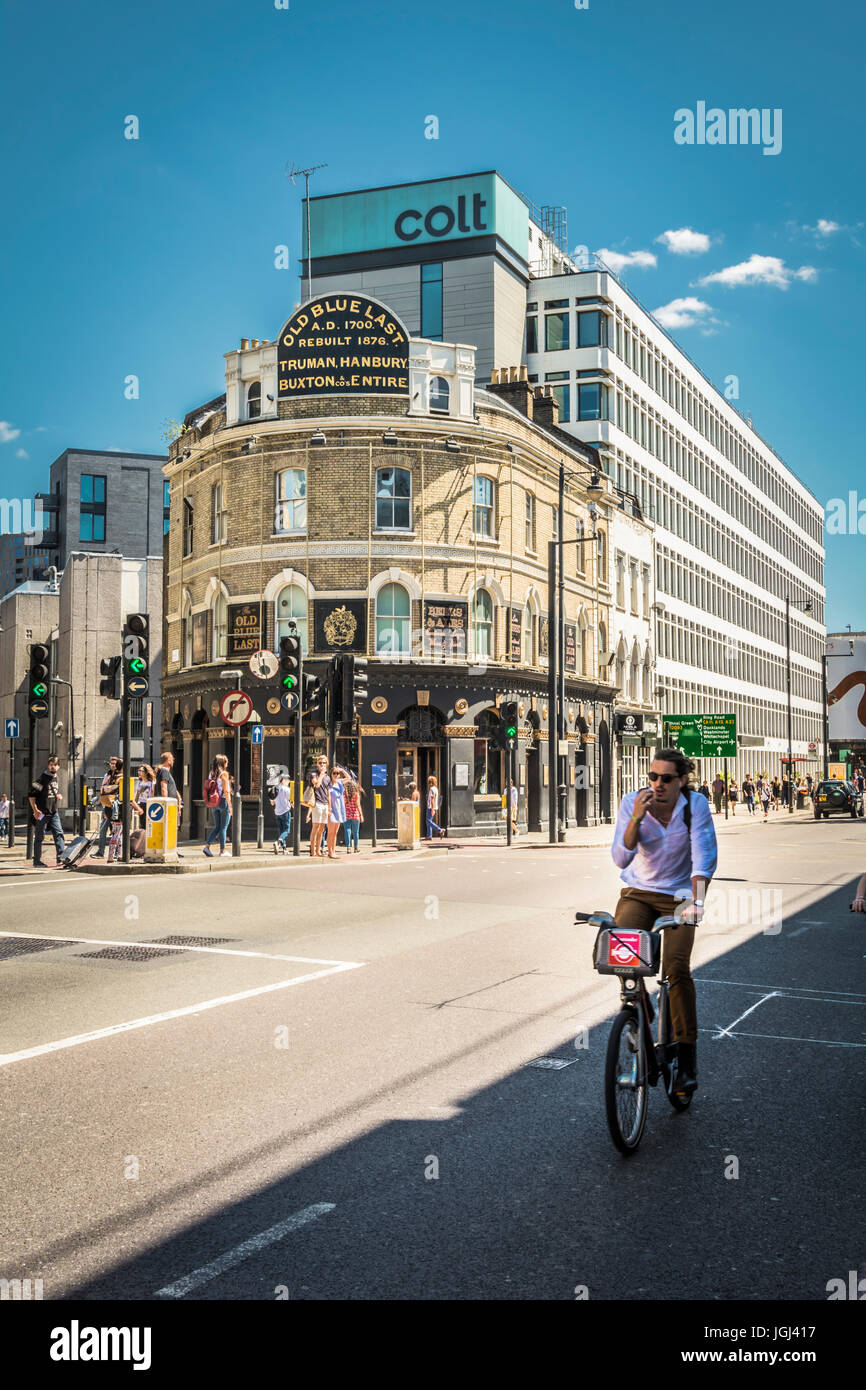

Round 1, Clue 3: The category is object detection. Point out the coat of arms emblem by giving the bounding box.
[323,605,357,647]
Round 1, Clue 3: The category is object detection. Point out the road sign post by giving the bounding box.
[251,722,265,849]
[8,731,15,848]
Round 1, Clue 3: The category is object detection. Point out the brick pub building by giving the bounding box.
[162,295,618,838]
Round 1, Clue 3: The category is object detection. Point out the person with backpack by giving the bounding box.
[202,754,232,857]
[758,779,772,821]
[611,747,718,1094]
[271,774,293,854]
[132,764,155,829]
[742,775,755,815]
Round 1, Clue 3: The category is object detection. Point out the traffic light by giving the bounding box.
[351,657,368,720]
[28,642,51,717]
[302,671,321,713]
[279,633,302,694]
[99,655,122,700]
[122,613,150,696]
[337,655,369,723]
[501,701,519,744]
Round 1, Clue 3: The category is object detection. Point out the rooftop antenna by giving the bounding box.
[286,161,328,303]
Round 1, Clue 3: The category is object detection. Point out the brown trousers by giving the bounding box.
[614,887,697,1043]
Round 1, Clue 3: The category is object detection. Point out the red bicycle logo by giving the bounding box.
[609,933,641,967]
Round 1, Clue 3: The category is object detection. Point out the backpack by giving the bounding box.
[203,776,220,808]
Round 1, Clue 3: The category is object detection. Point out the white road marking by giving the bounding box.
[0,962,363,1068]
[698,978,866,999]
[794,920,825,925]
[154,1204,336,1299]
[713,991,779,1040]
[788,926,811,937]
[0,930,355,967]
[704,1028,866,1050]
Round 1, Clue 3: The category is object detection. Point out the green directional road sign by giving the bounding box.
[665,714,737,758]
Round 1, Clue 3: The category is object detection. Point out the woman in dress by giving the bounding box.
[326,767,347,858]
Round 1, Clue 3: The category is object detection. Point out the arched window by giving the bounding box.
[522,601,534,665]
[429,376,450,413]
[183,499,194,557]
[213,592,228,661]
[375,467,411,530]
[376,582,411,655]
[643,649,652,703]
[247,381,261,419]
[275,583,308,652]
[473,588,494,659]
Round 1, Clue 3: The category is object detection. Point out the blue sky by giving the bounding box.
[1,0,863,626]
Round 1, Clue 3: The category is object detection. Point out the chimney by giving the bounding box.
[487,363,533,419]
[240,338,249,351]
[532,384,560,429]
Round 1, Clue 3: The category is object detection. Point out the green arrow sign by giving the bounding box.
[32,681,47,698]
[129,658,146,674]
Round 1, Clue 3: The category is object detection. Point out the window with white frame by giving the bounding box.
[275,468,306,533]
[615,554,625,608]
[522,602,534,665]
[211,484,227,544]
[376,582,411,654]
[376,468,411,530]
[183,499,194,557]
[525,492,536,551]
[182,597,192,667]
[474,475,494,537]
[473,587,494,659]
[275,583,308,651]
[213,592,228,660]
[630,562,639,614]
[429,376,450,413]
[247,381,262,419]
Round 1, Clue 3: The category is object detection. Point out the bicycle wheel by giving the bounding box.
[658,988,692,1112]
[604,1009,648,1154]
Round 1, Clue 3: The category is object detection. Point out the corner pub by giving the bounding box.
[162,294,618,839]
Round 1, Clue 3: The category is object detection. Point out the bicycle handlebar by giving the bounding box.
[575,909,680,932]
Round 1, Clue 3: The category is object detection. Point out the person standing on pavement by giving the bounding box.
[326,766,346,858]
[29,755,65,868]
[132,764,155,829]
[712,774,724,815]
[343,776,363,853]
[155,752,182,817]
[203,754,232,857]
[92,756,123,858]
[309,756,331,857]
[759,780,771,821]
[272,774,293,854]
[742,775,755,815]
[0,792,9,840]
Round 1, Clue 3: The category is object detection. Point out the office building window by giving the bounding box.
[247,381,262,419]
[79,473,106,541]
[578,383,608,421]
[545,370,570,422]
[376,582,411,654]
[429,376,450,413]
[473,475,495,537]
[545,312,569,352]
[376,467,411,530]
[421,262,443,340]
[275,468,306,533]
[525,492,536,551]
[577,311,607,347]
[163,479,170,535]
[275,583,308,652]
[526,316,538,354]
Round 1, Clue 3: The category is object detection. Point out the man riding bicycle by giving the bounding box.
[611,748,718,1093]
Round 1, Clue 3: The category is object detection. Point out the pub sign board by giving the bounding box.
[228,603,263,658]
[313,598,368,653]
[277,295,409,398]
[423,600,467,660]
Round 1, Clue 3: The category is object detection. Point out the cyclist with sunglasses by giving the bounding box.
[611,747,718,1093]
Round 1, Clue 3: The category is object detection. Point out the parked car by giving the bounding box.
[813,780,864,819]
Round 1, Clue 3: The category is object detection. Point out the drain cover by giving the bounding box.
[78,946,181,962]
[528,1057,576,1070]
[0,936,68,960]
[151,935,237,947]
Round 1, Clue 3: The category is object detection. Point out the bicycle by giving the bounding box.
[575,910,692,1155]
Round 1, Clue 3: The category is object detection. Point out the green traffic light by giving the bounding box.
[129,658,146,674]
[506,726,517,739]
[32,682,47,698]
[282,674,297,689]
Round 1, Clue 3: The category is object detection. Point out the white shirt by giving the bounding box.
[427,786,439,812]
[274,785,293,816]
[612,789,718,898]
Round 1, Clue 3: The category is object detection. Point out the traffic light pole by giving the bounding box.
[232,724,242,857]
[506,739,514,847]
[26,714,36,860]
[256,729,265,851]
[122,688,131,863]
[8,736,15,848]
[547,539,557,844]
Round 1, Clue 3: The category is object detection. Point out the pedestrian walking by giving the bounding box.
[343,776,364,853]
[202,754,232,857]
[91,756,123,858]
[271,774,293,854]
[712,774,724,815]
[759,780,771,821]
[29,754,65,868]
[0,792,9,840]
[426,775,445,839]
[155,752,183,821]
[697,780,711,803]
[309,755,331,857]
[132,764,155,828]
[728,778,739,815]
[772,777,781,811]
[326,766,346,858]
[742,775,755,815]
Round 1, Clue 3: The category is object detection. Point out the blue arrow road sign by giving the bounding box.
[5,718,19,738]
[147,802,164,821]
[251,724,264,744]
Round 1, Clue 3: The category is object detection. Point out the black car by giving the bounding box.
[813,780,864,819]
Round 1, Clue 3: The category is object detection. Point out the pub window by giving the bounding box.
[523,602,534,665]
[182,499,194,557]
[474,709,503,795]
[275,583,308,652]
[473,587,494,659]
[429,376,450,413]
[247,380,262,419]
[275,468,306,533]
[212,592,228,661]
[375,467,411,530]
[376,582,411,655]
[473,475,495,537]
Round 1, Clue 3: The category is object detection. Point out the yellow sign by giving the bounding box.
[375,792,382,809]
[145,798,178,859]
[828,762,847,780]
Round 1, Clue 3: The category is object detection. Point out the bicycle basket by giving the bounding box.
[593,927,660,977]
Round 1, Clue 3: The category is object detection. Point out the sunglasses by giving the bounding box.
[648,771,678,784]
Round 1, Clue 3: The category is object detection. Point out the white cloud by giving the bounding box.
[696,254,817,289]
[0,421,21,443]
[15,448,28,459]
[656,227,712,255]
[595,248,657,273]
[651,297,715,330]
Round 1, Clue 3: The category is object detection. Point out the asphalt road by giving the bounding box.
[1,812,864,1302]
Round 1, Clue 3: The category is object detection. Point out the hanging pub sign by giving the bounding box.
[564,623,577,673]
[313,598,367,653]
[228,603,263,658]
[509,607,522,663]
[539,615,550,661]
[191,611,209,666]
[423,600,467,660]
[277,295,410,398]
